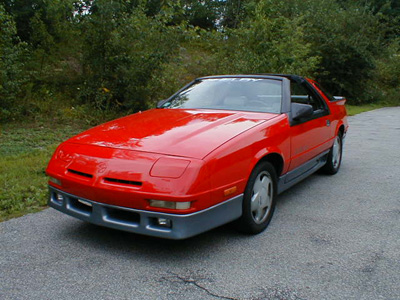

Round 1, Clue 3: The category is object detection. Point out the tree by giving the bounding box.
[78,0,181,112]
[220,0,247,28]
[217,1,320,76]
[0,4,27,120]
[248,0,387,102]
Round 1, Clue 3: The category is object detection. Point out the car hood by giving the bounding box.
[68,109,278,159]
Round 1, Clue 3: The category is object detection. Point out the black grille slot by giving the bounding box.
[104,177,142,187]
[68,169,93,178]
[106,207,140,224]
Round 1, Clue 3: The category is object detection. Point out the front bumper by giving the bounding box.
[48,186,243,240]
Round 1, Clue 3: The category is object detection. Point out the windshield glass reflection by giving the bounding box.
[163,78,282,113]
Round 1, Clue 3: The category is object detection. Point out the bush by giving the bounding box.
[0,4,28,121]
[217,2,320,76]
[372,39,400,105]
[78,2,182,113]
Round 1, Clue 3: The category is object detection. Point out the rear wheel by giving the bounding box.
[322,132,343,175]
[235,161,277,234]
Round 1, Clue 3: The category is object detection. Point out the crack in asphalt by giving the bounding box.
[164,272,305,300]
[166,272,239,300]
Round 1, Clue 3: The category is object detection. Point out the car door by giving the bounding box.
[288,79,332,171]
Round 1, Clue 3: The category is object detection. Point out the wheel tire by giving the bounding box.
[235,161,277,234]
[321,132,343,175]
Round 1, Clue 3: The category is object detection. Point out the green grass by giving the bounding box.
[0,121,90,221]
[345,103,385,116]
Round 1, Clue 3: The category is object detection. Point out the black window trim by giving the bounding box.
[289,79,331,126]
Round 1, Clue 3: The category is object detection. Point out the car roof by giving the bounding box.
[259,74,305,83]
[197,74,305,83]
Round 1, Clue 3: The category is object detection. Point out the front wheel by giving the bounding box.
[235,161,277,234]
[321,132,343,175]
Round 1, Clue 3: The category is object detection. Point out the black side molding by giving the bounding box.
[277,150,329,194]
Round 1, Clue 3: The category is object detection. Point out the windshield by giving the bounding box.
[162,78,282,113]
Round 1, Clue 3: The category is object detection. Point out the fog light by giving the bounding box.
[148,200,191,210]
[78,199,92,207]
[157,218,172,228]
[49,176,62,186]
[55,193,64,203]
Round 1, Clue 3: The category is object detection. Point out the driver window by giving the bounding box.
[290,81,324,112]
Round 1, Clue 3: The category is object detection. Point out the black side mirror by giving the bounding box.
[291,103,313,121]
[157,99,168,108]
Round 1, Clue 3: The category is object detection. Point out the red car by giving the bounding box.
[46,74,348,239]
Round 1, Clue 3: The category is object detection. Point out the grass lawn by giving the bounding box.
[345,103,386,116]
[0,121,90,221]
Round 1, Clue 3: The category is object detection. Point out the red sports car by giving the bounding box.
[46,74,348,239]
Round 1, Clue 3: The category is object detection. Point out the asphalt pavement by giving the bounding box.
[1,107,400,300]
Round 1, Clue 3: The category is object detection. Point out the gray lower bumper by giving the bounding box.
[48,186,243,240]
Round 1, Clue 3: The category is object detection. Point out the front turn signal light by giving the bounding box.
[148,200,191,210]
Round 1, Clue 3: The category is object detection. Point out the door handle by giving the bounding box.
[326,120,331,127]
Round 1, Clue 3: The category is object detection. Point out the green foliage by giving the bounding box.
[218,2,320,75]
[179,0,221,29]
[220,0,247,28]
[249,0,386,103]
[78,1,181,112]
[146,29,224,104]
[372,39,400,105]
[0,4,28,120]
[0,0,47,43]
[302,0,385,103]
[338,0,400,39]
[0,0,399,122]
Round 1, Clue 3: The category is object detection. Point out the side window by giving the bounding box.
[290,81,325,112]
